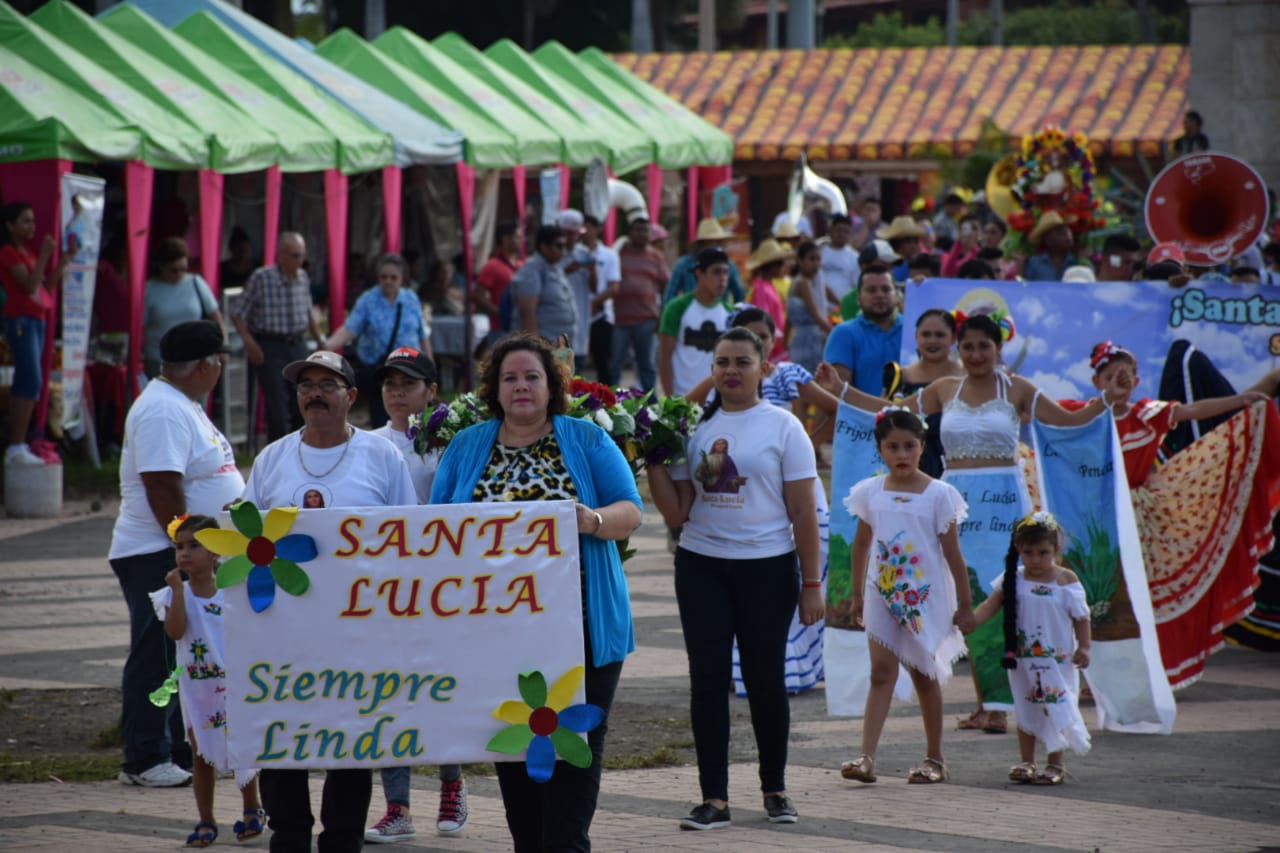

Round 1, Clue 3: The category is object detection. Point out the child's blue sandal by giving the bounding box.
[186,821,218,848]
[234,809,267,841]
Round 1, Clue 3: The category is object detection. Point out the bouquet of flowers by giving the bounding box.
[407,392,489,458]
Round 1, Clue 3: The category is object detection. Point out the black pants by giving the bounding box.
[589,319,614,387]
[260,767,372,853]
[494,633,623,853]
[255,336,309,442]
[674,548,798,802]
[110,547,191,773]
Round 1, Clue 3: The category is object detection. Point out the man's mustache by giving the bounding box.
[305,398,329,410]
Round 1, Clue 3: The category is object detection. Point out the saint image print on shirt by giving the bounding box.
[696,437,748,494]
[298,486,331,509]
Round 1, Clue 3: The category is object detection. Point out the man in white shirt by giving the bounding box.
[820,214,861,305]
[109,320,244,788]
[578,213,621,385]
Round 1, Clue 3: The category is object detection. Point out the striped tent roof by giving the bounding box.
[612,45,1188,162]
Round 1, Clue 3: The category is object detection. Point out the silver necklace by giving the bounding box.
[297,426,354,479]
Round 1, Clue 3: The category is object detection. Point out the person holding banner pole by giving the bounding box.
[429,333,642,853]
[239,349,416,853]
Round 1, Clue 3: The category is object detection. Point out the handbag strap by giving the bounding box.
[381,302,404,363]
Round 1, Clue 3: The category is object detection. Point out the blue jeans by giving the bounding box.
[110,547,191,773]
[610,319,656,394]
[378,763,461,809]
[5,315,44,400]
[674,548,798,801]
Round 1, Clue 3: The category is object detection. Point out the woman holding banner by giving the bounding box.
[429,333,642,853]
[827,314,1114,733]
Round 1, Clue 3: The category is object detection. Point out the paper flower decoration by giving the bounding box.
[198,502,318,613]
[486,667,603,783]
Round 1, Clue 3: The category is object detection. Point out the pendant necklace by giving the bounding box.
[297,425,354,479]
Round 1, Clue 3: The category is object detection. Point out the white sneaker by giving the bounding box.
[4,444,44,466]
[118,761,192,787]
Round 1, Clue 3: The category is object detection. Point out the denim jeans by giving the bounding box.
[495,633,622,852]
[110,547,191,773]
[378,763,461,809]
[610,319,656,394]
[674,548,799,801]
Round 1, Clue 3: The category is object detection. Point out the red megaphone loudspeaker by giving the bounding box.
[1145,153,1269,266]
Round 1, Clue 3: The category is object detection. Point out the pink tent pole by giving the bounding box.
[604,166,618,245]
[511,165,527,265]
[125,160,154,399]
[324,169,349,329]
[198,168,224,295]
[558,164,570,211]
[455,162,476,387]
[686,166,701,244]
[646,163,662,223]
[382,165,402,255]
[262,165,282,266]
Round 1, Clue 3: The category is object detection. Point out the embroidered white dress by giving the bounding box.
[150,583,257,786]
[844,477,969,680]
[996,567,1092,755]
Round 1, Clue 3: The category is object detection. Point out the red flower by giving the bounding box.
[904,589,920,606]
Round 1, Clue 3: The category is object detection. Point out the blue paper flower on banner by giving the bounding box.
[486,667,603,783]
[198,502,317,612]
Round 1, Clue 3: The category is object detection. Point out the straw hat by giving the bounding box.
[876,215,927,242]
[1029,210,1073,245]
[746,238,794,272]
[694,218,731,242]
[773,219,801,239]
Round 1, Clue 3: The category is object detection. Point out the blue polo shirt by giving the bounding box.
[1023,253,1083,282]
[823,312,903,396]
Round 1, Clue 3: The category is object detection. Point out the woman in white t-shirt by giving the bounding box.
[647,327,825,831]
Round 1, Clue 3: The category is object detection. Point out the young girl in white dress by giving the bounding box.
[841,408,974,785]
[973,512,1092,785]
[150,515,263,848]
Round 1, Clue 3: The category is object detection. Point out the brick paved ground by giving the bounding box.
[1,498,1277,851]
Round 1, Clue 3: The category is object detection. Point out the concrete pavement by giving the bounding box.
[1,498,1278,851]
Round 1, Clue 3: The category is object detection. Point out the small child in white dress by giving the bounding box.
[973,511,1092,786]
[149,514,263,848]
[841,408,974,785]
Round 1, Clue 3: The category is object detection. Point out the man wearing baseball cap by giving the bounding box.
[239,349,416,851]
[110,320,242,788]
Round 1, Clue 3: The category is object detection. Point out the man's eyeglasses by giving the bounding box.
[296,379,348,394]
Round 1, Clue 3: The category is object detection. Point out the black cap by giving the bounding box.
[694,247,730,270]
[160,320,229,363]
[282,350,356,386]
[374,347,437,384]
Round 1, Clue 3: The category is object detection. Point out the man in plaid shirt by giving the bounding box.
[231,232,324,441]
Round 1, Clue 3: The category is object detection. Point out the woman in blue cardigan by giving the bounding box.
[430,333,642,852]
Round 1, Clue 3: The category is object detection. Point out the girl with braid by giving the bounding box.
[973,513,1092,786]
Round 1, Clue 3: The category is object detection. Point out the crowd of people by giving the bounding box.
[2,149,1264,851]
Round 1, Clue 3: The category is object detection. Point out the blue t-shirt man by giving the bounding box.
[822,269,902,396]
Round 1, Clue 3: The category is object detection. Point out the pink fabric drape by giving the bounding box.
[125,161,155,398]
[324,169,349,329]
[456,162,476,303]
[381,165,402,255]
[604,166,618,245]
[646,163,662,223]
[686,167,701,244]
[511,165,527,264]
[198,169,224,295]
[262,165,282,267]
[0,159,71,431]
[558,164,570,211]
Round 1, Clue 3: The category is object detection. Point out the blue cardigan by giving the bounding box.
[429,415,642,667]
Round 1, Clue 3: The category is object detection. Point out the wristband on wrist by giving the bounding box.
[801,579,822,588]
[592,511,603,534]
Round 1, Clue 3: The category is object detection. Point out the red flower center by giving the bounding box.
[529,706,559,737]
[246,536,276,566]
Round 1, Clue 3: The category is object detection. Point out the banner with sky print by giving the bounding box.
[1032,414,1176,734]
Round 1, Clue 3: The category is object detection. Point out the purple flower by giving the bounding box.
[635,408,652,428]
[405,424,420,440]
[426,404,449,432]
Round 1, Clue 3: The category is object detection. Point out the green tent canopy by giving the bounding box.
[0,44,143,164]
[531,40,700,170]
[371,27,560,167]
[0,2,205,170]
[315,28,519,169]
[170,11,393,174]
[32,0,280,174]
[429,32,610,169]
[484,38,653,174]
[98,3,339,174]
[578,46,733,166]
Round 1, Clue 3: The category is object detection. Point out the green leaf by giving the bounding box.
[215,555,254,589]
[270,559,311,597]
[549,728,592,768]
[518,671,548,709]
[485,723,534,755]
[231,502,263,538]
